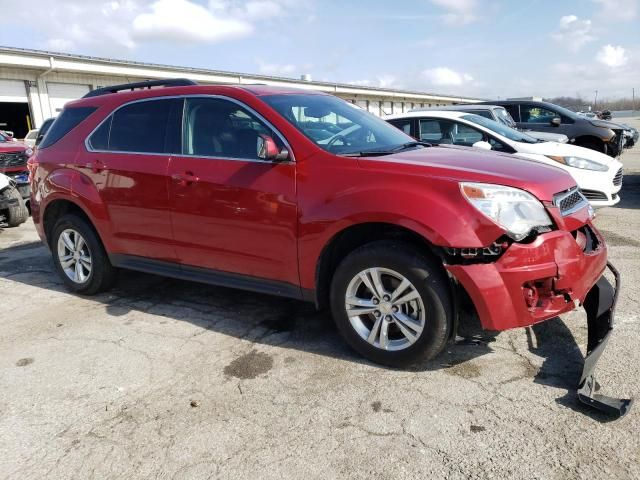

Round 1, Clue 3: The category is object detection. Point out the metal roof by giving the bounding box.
[0,45,483,102]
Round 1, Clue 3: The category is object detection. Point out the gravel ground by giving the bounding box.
[1,121,639,480]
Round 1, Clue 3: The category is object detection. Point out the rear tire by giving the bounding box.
[330,241,451,367]
[3,187,28,227]
[51,214,117,295]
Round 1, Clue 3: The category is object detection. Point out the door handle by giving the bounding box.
[171,171,199,186]
[84,160,107,173]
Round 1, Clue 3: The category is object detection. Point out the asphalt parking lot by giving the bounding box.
[1,120,640,480]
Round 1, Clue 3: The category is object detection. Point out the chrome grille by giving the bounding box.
[580,189,608,201]
[613,168,623,187]
[554,188,589,216]
[0,152,28,169]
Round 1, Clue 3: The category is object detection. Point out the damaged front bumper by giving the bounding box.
[579,262,632,417]
[446,226,632,417]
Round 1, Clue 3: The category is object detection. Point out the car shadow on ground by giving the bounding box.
[0,237,610,419]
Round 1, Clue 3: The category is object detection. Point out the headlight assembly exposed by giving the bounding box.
[546,155,608,171]
[460,183,553,241]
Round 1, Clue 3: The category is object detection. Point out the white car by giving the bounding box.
[23,129,39,148]
[385,111,623,207]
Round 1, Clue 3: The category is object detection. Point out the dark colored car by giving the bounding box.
[475,100,625,157]
[34,118,55,148]
[30,79,631,415]
[0,131,32,210]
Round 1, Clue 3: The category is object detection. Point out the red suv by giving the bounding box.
[30,80,630,416]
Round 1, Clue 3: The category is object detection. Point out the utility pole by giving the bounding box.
[594,90,598,110]
[633,88,636,114]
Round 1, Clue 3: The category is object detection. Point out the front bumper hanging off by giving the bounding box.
[578,262,633,417]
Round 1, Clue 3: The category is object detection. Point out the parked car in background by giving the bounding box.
[475,100,625,157]
[617,123,638,148]
[385,110,623,207]
[34,118,55,149]
[411,104,569,143]
[23,129,39,148]
[0,132,33,211]
[0,172,29,227]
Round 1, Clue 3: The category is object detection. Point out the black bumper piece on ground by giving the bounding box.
[578,262,633,417]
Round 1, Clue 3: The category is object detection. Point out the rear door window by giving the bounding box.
[39,107,97,149]
[419,119,455,144]
[88,98,182,154]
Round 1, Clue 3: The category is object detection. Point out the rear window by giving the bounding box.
[39,107,97,149]
[87,98,181,154]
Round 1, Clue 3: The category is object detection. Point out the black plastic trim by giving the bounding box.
[83,79,197,98]
[110,254,305,300]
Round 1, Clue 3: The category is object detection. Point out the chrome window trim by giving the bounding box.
[84,94,296,164]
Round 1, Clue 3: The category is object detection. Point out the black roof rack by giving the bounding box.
[83,78,198,98]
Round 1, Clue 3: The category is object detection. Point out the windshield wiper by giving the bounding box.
[341,141,432,157]
[392,141,432,151]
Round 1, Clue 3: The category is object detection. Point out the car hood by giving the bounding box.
[514,141,615,166]
[358,145,575,202]
[0,141,28,153]
[524,131,568,143]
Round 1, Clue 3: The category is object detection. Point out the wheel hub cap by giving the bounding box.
[345,267,426,352]
[57,228,92,284]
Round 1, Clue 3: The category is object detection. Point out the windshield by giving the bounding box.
[494,107,517,128]
[261,94,415,155]
[462,114,539,144]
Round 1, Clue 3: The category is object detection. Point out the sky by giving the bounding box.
[0,0,638,100]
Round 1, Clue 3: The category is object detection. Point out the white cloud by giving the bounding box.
[0,0,305,54]
[133,0,252,43]
[592,0,638,21]
[551,15,595,52]
[422,67,473,86]
[428,0,478,25]
[596,44,629,67]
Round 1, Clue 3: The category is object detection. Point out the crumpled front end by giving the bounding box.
[446,222,606,331]
[445,216,632,416]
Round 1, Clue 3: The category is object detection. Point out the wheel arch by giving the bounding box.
[313,222,448,310]
[43,199,101,249]
[574,135,606,152]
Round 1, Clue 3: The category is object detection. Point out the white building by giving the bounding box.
[0,46,481,138]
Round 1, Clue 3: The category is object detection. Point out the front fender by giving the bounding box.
[297,175,504,290]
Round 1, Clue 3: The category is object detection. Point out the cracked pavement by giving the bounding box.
[1,121,640,479]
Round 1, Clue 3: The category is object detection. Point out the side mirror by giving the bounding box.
[551,117,561,126]
[257,134,290,161]
[472,140,492,151]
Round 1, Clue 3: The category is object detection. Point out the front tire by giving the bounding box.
[51,214,117,295]
[330,241,452,367]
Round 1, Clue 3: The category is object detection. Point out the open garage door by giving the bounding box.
[0,79,31,138]
[47,82,90,116]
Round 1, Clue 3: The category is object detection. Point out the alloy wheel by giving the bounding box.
[57,228,92,284]
[345,267,425,351]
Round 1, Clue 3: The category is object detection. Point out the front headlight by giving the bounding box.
[546,155,608,171]
[460,183,553,241]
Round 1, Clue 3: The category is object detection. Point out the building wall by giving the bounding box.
[0,52,469,132]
